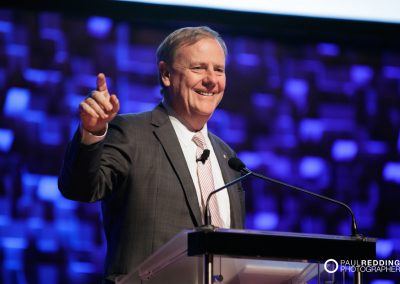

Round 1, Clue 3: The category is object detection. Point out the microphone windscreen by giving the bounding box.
[203,149,210,160]
[228,157,246,172]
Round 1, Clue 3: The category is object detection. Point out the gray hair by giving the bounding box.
[156,26,228,94]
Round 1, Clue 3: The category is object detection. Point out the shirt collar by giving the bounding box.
[162,100,208,147]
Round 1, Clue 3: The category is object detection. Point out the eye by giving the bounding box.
[190,66,205,73]
[215,67,225,74]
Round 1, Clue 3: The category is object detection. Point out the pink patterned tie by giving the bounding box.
[192,132,224,227]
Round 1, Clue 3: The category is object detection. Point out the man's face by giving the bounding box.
[160,37,226,130]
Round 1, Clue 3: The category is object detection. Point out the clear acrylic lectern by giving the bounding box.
[137,229,376,284]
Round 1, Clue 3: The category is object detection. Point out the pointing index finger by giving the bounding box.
[96,73,108,92]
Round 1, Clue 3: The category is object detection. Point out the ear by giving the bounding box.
[159,61,171,87]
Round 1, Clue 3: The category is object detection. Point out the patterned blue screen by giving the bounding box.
[0,7,399,284]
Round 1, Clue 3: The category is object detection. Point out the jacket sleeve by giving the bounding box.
[58,116,132,202]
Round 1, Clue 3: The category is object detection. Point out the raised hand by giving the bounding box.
[79,73,120,135]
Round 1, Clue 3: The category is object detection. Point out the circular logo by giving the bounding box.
[324,259,339,273]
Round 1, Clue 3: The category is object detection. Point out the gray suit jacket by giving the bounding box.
[58,103,245,283]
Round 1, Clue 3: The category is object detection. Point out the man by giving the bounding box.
[58,26,245,283]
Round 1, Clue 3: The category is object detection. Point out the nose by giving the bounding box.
[203,69,218,88]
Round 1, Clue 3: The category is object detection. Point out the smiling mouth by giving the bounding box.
[195,90,216,97]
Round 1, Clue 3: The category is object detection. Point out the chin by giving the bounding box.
[196,106,216,115]
[198,101,219,111]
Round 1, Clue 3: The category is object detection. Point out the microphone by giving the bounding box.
[228,157,362,238]
[228,157,249,173]
[196,149,210,164]
[201,161,252,229]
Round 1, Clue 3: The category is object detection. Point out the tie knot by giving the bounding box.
[192,132,207,150]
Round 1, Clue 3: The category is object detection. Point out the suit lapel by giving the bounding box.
[209,134,243,228]
[151,104,202,227]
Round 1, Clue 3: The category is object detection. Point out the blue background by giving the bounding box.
[0,3,399,283]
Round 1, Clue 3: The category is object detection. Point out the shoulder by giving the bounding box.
[104,110,154,144]
[113,111,152,124]
[108,109,154,133]
[110,103,169,129]
[105,105,171,142]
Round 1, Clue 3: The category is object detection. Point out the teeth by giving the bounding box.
[197,91,214,96]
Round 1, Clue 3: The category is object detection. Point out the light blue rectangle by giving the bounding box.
[383,162,400,184]
[4,87,30,116]
[0,128,14,152]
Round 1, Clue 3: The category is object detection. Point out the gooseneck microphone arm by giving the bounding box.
[202,171,252,228]
[251,171,360,237]
[228,158,361,238]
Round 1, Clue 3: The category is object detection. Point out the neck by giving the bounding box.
[181,115,207,132]
[162,100,208,132]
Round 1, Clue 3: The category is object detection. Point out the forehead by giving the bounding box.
[173,38,226,63]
